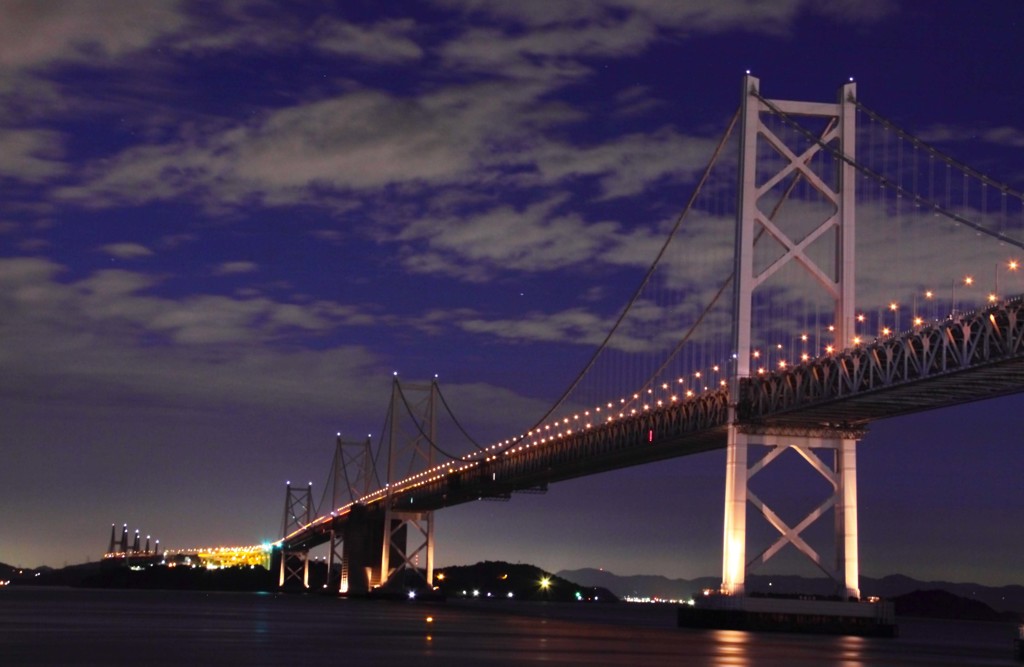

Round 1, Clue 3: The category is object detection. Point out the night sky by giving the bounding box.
[2,1,1023,588]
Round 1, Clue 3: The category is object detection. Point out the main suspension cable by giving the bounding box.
[435,383,487,452]
[754,90,1024,252]
[393,380,467,462]
[500,107,742,448]
[853,98,1024,202]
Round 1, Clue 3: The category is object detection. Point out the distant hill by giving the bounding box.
[557,568,1024,616]
[0,562,51,584]
[892,589,1020,622]
[863,574,1024,616]
[554,567,719,601]
[1,561,103,587]
[437,561,616,602]
[0,560,272,591]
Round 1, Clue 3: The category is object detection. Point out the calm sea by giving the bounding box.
[0,587,1019,666]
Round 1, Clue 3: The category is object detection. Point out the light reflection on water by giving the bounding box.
[0,588,1018,666]
[708,629,753,667]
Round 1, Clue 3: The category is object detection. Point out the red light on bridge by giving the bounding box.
[648,429,653,442]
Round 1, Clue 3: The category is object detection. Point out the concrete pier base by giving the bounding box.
[679,595,897,637]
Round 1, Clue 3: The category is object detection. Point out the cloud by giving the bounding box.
[53,79,581,208]
[214,261,259,275]
[526,127,719,200]
[459,307,611,346]
[982,126,1024,148]
[915,123,1024,149]
[0,128,66,181]
[0,257,554,449]
[173,7,424,65]
[440,15,655,78]
[310,229,344,243]
[16,238,49,252]
[312,17,424,63]
[99,242,154,259]
[0,0,186,69]
[0,258,382,411]
[398,195,666,279]
[433,0,892,33]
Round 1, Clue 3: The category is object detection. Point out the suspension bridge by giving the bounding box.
[271,75,1024,604]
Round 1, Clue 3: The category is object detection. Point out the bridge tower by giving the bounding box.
[278,481,314,588]
[326,434,374,593]
[723,75,861,599]
[378,377,436,590]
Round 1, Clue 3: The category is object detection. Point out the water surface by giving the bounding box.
[0,587,1018,666]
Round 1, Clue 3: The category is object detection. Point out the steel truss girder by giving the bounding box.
[400,389,732,509]
[280,388,731,553]
[280,301,1024,556]
[743,298,1024,424]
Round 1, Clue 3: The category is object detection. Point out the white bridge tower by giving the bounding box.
[723,75,860,599]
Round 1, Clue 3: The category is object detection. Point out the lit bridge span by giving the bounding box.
[273,75,1024,600]
[280,297,1024,591]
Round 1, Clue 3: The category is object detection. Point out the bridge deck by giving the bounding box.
[282,299,1024,552]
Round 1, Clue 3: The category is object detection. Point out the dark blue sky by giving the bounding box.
[1,0,1022,587]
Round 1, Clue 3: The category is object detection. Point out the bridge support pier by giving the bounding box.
[327,436,375,594]
[379,509,434,590]
[278,548,310,589]
[376,378,437,592]
[329,503,434,594]
[721,426,862,599]
[278,481,314,589]
[335,504,384,595]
